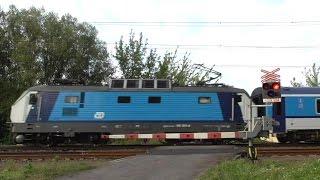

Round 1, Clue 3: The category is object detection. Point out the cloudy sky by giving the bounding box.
[2,0,320,93]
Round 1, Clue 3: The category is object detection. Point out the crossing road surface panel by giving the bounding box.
[57,145,239,180]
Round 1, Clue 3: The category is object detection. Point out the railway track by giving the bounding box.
[258,146,320,156]
[0,144,162,152]
[0,149,147,160]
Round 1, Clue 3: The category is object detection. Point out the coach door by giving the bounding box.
[273,98,285,132]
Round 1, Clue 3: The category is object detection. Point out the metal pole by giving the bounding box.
[249,100,252,132]
[231,97,234,121]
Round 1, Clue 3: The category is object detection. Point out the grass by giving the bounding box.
[0,159,103,180]
[199,158,320,180]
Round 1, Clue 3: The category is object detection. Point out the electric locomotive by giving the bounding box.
[10,79,253,144]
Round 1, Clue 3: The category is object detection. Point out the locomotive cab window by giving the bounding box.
[149,96,161,103]
[29,94,37,105]
[198,97,211,104]
[234,95,242,103]
[317,99,320,114]
[65,96,79,104]
[118,96,131,103]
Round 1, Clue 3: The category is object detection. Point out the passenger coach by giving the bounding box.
[252,87,320,142]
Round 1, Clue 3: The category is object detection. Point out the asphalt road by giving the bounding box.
[57,145,240,180]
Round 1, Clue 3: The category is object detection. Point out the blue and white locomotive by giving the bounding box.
[252,87,320,142]
[10,79,252,144]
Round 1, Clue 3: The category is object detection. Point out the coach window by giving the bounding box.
[65,96,79,104]
[149,96,161,103]
[118,96,131,103]
[317,99,320,114]
[198,97,211,104]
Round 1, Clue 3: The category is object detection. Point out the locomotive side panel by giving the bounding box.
[285,96,320,130]
[11,85,249,143]
[48,92,225,121]
[25,91,245,123]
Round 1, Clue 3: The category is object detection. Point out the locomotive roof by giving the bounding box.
[27,85,248,94]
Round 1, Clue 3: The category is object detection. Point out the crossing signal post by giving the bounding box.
[262,81,281,103]
[261,68,281,103]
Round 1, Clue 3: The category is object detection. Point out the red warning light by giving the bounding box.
[272,82,280,90]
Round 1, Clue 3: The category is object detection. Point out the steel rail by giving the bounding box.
[0,149,147,160]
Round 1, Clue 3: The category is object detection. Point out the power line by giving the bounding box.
[90,20,320,24]
[106,42,319,49]
[90,20,320,27]
[11,40,320,49]
[214,64,310,68]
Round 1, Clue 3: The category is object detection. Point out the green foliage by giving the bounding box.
[115,31,218,86]
[115,31,147,79]
[0,6,114,139]
[199,159,320,180]
[305,63,320,87]
[290,77,303,87]
[291,63,320,87]
[0,160,96,180]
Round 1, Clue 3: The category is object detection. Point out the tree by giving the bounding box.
[290,77,303,87]
[40,13,115,85]
[115,31,147,79]
[305,63,320,87]
[0,6,115,139]
[291,63,320,87]
[114,31,219,86]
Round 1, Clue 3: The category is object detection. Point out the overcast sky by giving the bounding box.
[2,0,320,93]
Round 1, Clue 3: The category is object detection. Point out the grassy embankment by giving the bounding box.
[199,158,320,180]
[0,159,103,180]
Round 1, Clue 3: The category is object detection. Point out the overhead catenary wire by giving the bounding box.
[12,39,319,49]
[105,41,319,49]
[213,64,311,68]
[89,20,320,27]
